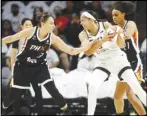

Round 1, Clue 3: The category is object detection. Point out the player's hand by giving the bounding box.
[103,32,116,42]
[83,40,98,51]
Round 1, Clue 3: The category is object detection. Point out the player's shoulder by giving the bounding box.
[127,20,137,27]
[126,20,137,31]
[103,21,113,29]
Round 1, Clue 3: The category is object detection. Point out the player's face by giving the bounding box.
[112,9,125,25]
[80,16,91,30]
[21,20,33,30]
[45,17,55,32]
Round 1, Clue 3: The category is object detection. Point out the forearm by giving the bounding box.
[69,46,86,55]
[2,36,13,44]
[2,28,32,45]
[85,40,102,55]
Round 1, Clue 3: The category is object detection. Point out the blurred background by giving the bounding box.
[1,1,146,115]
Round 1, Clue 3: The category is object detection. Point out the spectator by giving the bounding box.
[32,7,44,26]
[2,44,11,100]
[73,1,86,14]
[2,1,26,17]
[62,1,75,20]
[49,1,66,18]
[100,1,118,13]
[25,1,49,19]
[46,48,60,69]
[86,1,107,19]
[2,20,15,46]
[54,6,69,32]
[2,44,8,68]
[2,66,11,99]
[64,13,83,70]
[2,44,8,55]
[2,4,26,32]
[52,27,70,73]
[100,1,118,22]
[2,20,15,63]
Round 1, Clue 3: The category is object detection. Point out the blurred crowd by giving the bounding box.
[1,1,146,115]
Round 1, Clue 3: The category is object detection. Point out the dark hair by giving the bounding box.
[2,19,13,31]
[32,7,44,26]
[113,1,136,15]
[21,18,32,25]
[86,10,107,22]
[11,4,19,8]
[36,13,53,26]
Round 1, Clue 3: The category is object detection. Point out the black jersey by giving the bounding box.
[123,21,141,63]
[16,26,51,65]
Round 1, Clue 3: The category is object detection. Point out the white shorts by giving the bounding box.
[77,55,101,71]
[94,51,131,76]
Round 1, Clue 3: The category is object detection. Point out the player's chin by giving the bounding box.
[113,20,117,24]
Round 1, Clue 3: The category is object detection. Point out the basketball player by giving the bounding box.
[112,2,146,115]
[2,13,94,115]
[79,10,146,115]
[9,18,43,115]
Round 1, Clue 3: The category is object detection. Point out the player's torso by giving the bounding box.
[121,20,141,63]
[85,22,122,60]
[16,26,51,65]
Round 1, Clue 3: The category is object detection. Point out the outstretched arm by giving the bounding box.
[2,27,33,44]
[51,33,93,55]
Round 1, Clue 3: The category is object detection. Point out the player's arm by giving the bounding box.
[116,34,125,48]
[104,21,125,48]
[79,31,90,48]
[104,21,113,29]
[2,27,33,44]
[51,33,93,55]
[82,32,115,55]
[79,31,100,56]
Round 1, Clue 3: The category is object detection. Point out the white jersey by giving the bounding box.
[84,22,131,75]
[85,22,124,60]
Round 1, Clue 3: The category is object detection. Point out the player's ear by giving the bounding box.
[122,12,125,18]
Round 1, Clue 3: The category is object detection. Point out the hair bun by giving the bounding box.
[114,1,136,15]
[122,2,136,15]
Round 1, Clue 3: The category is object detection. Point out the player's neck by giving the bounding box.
[119,20,127,28]
[39,27,49,39]
[89,23,99,36]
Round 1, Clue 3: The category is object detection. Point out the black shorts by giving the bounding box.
[129,60,143,81]
[12,62,53,89]
[130,60,138,71]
